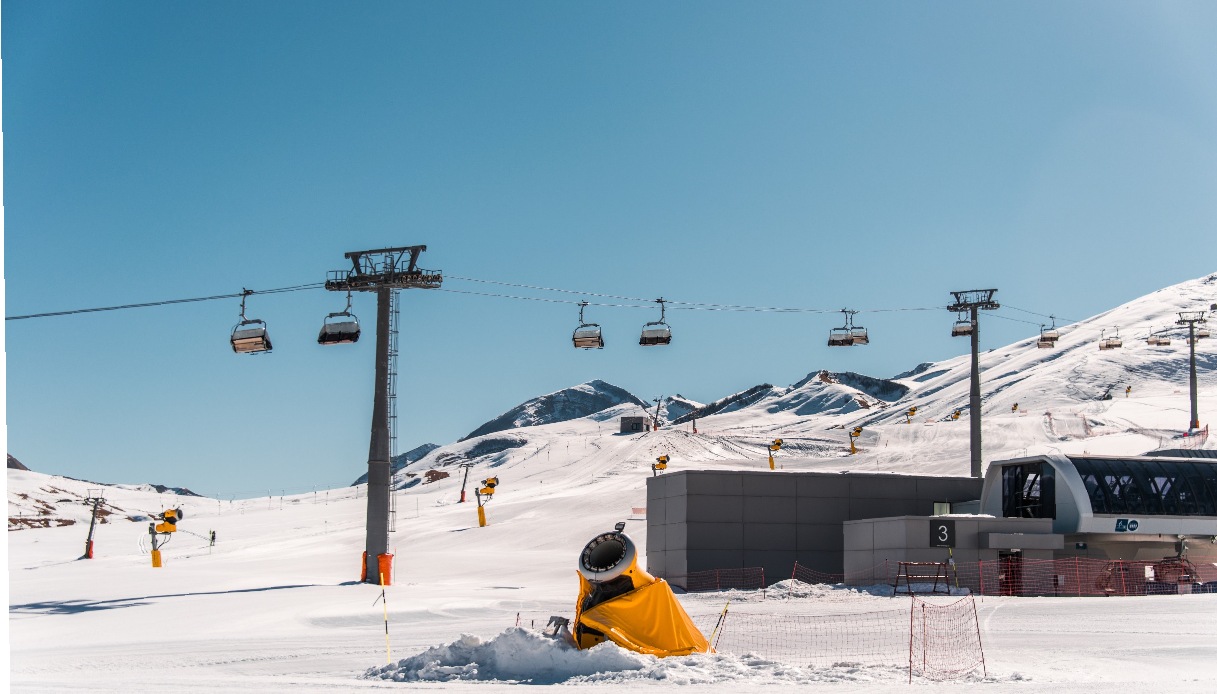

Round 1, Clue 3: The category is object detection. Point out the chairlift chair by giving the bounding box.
[827,327,854,347]
[1099,329,1122,351]
[639,298,672,346]
[951,319,975,337]
[1036,323,1057,348]
[1040,316,1060,343]
[828,309,865,346]
[1197,327,1211,340]
[317,291,361,345]
[230,290,272,354]
[317,314,361,345]
[572,301,604,349]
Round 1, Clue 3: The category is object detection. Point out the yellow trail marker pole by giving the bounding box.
[380,572,391,664]
[708,599,730,652]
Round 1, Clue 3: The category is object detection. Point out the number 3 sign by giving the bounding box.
[930,520,955,548]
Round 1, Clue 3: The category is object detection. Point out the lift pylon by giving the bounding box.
[325,246,442,584]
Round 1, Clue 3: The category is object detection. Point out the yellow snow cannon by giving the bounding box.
[573,522,710,657]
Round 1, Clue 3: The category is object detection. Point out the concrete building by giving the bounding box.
[645,469,981,589]
[620,416,647,434]
[645,454,1217,592]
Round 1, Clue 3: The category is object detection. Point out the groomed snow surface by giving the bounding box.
[9,274,1217,691]
[10,417,1217,693]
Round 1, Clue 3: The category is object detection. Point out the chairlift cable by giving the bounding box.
[6,283,324,321]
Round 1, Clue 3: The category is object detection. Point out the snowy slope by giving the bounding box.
[8,273,1217,692]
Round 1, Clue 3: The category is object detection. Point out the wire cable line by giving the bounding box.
[9,273,1169,344]
[5,283,324,321]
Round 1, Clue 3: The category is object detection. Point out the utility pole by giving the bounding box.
[947,289,999,478]
[652,396,664,430]
[1177,310,1208,430]
[326,246,442,584]
[81,489,105,559]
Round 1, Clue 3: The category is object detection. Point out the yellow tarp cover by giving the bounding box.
[577,577,710,657]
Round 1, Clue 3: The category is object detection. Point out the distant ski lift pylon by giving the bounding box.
[230,289,272,354]
[572,301,604,349]
[639,298,672,346]
[828,309,867,346]
[317,289,361,345]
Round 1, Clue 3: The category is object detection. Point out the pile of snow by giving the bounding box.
[363,627,913,685]
[364,627,647,683]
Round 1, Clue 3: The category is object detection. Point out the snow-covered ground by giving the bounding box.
[9,274,1217,691]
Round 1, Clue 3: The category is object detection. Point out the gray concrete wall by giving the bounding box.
[646,470,982,588]
[843,516,1058,587]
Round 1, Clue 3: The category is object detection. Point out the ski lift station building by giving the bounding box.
[645,453,1217,590]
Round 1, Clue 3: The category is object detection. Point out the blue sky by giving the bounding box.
[5,1,1216,495]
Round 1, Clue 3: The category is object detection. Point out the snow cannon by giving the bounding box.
[572,522,710,657]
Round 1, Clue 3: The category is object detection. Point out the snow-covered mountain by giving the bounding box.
[350,443,441,485]
[669,384,776,424]
[401,273,1215,482]
[461,380,647,441]
[660,394,703,422]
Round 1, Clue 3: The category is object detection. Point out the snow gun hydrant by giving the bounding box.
[148,508,183,568]
[572,522,710,657]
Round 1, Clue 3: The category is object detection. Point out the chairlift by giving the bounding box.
[317,290,361,345]
[1098,328,1122,351]
[230,289,272,354]
[1197,327,1211,340]
[1040,317,1060,343]
[572,301,604,349]
[1036,322,1057,349]
[828,309,866,346]
[639,298,672,346]
[951,317,975,337]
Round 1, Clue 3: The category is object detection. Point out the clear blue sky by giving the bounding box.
[5,1,1216,496]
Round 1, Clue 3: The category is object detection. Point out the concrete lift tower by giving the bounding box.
[1176,310,1208,431]
[326,246,442,584]
[947,289,999,479]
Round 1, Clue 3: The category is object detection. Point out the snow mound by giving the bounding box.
[364,627,647,683]
[364,626,909,685]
